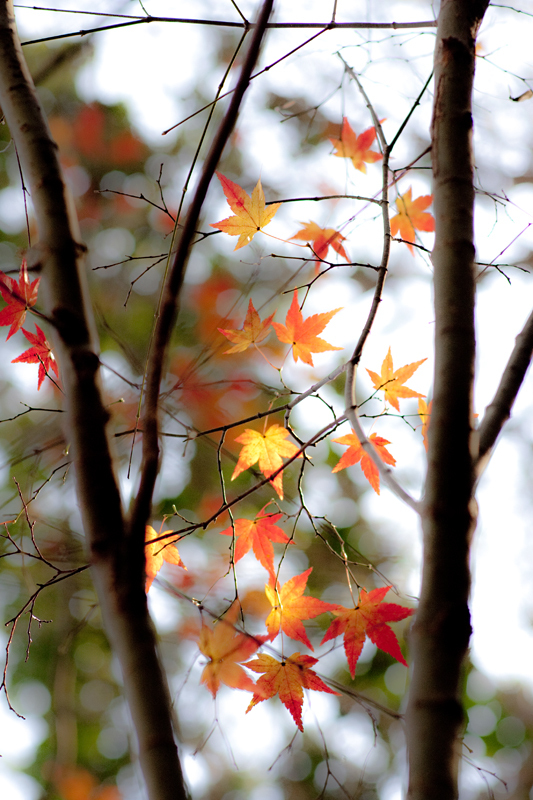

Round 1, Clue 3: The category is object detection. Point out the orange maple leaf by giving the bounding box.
[220,505,290,581]
[54,766,122,800]
[265,567,336,650]
[245,652,339,731]
[366,347,426,411]
[210,172,281,250]
[290,221,349,269]
[332,430,396,494]
[321,586,415,678]
[12,325,59,390]
[0,259,40,340]
[390,187,435,254]
[418,398,432,452]
[198,601,266,696]
[329,118,383,173]
[231,423,301,500]
[272,289,343,366]
[218,298,275,354]
[145,525,187,592]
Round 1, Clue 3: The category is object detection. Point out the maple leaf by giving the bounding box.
[210,172,281,250]
[265,567,336,650]
[329,118,383,173]
[12,325,59,390]
[145,525,187,592]
[231,423,301,500]
[218,299,275,354]
[220,505,290,581]
[332,430,396,495]
[290,221,349,268]
[366,347,426,411]
[0,259,40,339]
[54,766,122,800]
[245,652,339,731]
[272,289,343,366]
[198,601,266,696]
[321,586,415,678]
[390,187,435,254]
[418,398,432,452]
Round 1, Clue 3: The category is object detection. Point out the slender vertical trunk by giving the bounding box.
[406,1,488,798]
[0,3,189,798]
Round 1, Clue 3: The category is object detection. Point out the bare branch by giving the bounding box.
[129,0,275,552]
[477,307,533,471]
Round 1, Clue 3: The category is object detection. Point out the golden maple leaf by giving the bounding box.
[390,188,435,254]
[231,423,301,500]
[198,601,265,696]
[145,525,186,592]
[366,347,426,411]
[218,298,274,354]
[210,172,281,250]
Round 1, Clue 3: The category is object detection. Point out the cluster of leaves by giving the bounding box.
[0,115,435,739]
[0,261,58,390]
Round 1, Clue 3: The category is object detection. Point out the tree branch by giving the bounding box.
[476,307,533,472]
[129,0,275,552]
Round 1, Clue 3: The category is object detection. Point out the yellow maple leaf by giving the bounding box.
[366,347,426,411]
[210,172,281,250]
[145,526,186,592]
[198,601,265,696]
[418,398,432,452]
[231,423,301,500]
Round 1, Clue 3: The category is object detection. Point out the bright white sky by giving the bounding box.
[4,1,533,798]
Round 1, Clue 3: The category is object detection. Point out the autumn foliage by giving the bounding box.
[0,106,433,738]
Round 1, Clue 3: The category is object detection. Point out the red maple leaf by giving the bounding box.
[12,325,59,389]
[272,290,343,366]
[290,221,349,270]
[321,586,415,678]
[331,430,396,494]
[329,118,383,173]
[265,567,336,650]
[390,188,435,254]
[220,506,291,581]
[245,652,338,731]
[0,259,40,339]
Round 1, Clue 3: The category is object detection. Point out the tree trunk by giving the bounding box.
[406,1,489,798]
[0,3,188,798]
